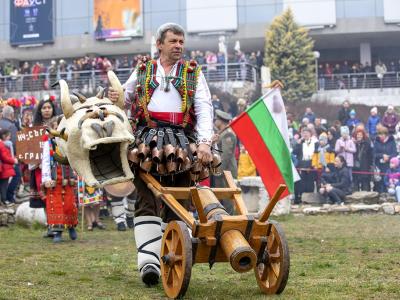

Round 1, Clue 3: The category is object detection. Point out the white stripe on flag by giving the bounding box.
[262,88,301,182]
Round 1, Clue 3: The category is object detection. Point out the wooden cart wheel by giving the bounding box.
[254,221,290,294]
[161,221,192,299]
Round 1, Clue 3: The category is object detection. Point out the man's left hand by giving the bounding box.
[197,143,212,164]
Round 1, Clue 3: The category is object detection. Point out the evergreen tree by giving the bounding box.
[265,9,316,102]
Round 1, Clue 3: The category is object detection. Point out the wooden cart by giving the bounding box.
[140,170,290,299]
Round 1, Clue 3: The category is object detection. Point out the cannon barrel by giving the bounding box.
[194,187,256,273]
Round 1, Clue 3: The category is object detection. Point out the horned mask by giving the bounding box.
[55,71,134,187]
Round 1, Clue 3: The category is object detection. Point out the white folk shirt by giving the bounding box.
[123,59,213,142]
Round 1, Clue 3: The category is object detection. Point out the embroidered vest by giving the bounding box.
[131,58,201,130]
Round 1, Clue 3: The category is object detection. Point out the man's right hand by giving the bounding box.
[108,87,120,103]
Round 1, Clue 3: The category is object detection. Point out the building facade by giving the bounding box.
[0,0,400,64]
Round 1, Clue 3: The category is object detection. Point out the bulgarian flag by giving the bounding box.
[230,88,299,199]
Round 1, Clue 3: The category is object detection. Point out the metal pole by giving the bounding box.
[315,58,318,91]
[224,49,228,92]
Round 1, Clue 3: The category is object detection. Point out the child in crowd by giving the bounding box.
[346,109,361,133]
[0,129,18,206]
[367,107,380,140]
[312,132,335,187]
[385,157,400,203]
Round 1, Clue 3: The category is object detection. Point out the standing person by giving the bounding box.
[381,105,399,135]
[303,107,316,124]
[337,100,351,126]
[213,110,237,214]
[367,107,380,140]
[211,94,223,112]
[29,99,57,238]
[293,128,317,204]
[0,129,18,205]
[352,128,373,191]
[0,106,19,205]
[373,125,398,193]
[237,144,257,179]
[312,133,335,188]
[108,23,213,286]
[346,109,361,133]
[41,130,78,243]
[335,126,356,179]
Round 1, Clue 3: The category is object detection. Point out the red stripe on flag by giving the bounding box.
[231,113,289,199]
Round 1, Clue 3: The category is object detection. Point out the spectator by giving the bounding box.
[375,61,387,84]
[312,132,335,187]
[327,128,338,149]
[381,105,399,135]
[335,126,356,172]
[256,51,263,68]
[346,109,361,133]
[320,155,352,204]
[303,107,316,124]
[0,129,18,206]
[373,125,398,193]
[48,60,57,86]
[385,157,400,203]
[236,98,247,116]
[0,106,20,205]
[367,107,380,139]
[293,128,317,204]
[237,144,257,179]
[337,100,351,125]
[352,128,373,191]
[211,94,223,112]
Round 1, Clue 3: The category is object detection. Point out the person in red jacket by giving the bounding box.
[0,129,18,206]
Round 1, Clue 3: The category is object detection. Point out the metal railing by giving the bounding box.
[318,71,400,91]
[0,63,258,95]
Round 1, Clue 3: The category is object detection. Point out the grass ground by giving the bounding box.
[0,214,399,300]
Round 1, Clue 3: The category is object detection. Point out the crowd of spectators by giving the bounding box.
[0,50,263,95]
[318,60,400,90]
[289,100,400,205]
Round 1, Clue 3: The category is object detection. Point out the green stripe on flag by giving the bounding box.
[247,100,294,192]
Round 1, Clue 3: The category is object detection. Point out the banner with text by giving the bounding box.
[94,0,143,40]
[10,0,54,46]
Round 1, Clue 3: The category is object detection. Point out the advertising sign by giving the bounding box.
[94,0,143,40]
[10,0,54,46]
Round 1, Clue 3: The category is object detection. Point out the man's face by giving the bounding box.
[157,31,184,62]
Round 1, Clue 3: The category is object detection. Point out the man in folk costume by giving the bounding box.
[109,23,213,286]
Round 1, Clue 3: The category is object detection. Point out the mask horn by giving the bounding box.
[96,86,105,99]
[72,91,87,103]
[107,71,124,109]
[60,80,73,119]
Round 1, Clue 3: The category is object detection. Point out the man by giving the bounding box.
[108,23,213,286]
[0,106,20,205]
[211,94,223,112]
[212,110,237,214]
[337,100,351,126]
[303,107,316,124]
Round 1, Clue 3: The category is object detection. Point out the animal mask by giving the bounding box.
[55,71,135,187]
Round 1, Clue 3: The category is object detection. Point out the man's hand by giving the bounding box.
[326,184,333,192]
[197,143,212,164]
[108,87,120,103]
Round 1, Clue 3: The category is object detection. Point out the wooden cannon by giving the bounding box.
[141,170,290,299]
